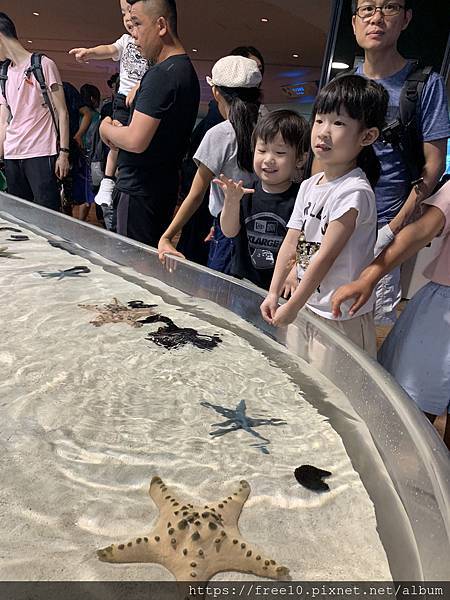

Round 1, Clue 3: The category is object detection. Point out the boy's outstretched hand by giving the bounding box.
[331,278,374,318]
[213,174,255,203]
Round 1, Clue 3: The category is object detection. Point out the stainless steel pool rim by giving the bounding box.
[1,191,448,581]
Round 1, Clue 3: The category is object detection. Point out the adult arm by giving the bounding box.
[69,44,119,63]
[73,106,92,148]
[388,139,447,234]
[50,83,70,179]
[99,111,160,154]
[0,103,9,159]
[157,163,214,261]
[332,204,446,317]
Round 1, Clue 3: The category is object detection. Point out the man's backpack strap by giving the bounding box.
[399,63,433,128]
[27,53,60,139]
[0,59,11,110]
[380,63,433,181]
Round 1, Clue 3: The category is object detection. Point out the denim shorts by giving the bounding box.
[207,218,234,274]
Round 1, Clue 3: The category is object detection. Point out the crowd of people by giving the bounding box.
[0,0,449,448]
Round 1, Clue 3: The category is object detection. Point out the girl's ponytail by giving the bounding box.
[357,145,381,188]
[216,86,261,172]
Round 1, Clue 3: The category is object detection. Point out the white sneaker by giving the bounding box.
[94,178,115,207]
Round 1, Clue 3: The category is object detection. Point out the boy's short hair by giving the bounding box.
[352,0,412,13]
[252,110,310,159]
[0,12,18,40]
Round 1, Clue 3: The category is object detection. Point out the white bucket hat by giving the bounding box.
[206,55,262,89]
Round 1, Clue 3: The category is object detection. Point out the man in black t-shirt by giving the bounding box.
[99,0,200,246]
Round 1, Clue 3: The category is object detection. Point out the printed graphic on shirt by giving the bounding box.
[295,231,321,269]
[303,199,329,236]
[245,212,288,270]
[122,41,149,81]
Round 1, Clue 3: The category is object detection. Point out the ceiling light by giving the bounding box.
[192,48,198,52]
[292,54,299,58]
[27,40,33,43]
[33,12,40,16]
[261,18,269,22]
[332,61,350,69]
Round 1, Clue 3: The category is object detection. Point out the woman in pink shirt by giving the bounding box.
[331,180,450,449]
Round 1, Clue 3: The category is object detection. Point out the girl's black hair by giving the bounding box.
[312,74,389,187]
[216,86,261,173]
[229,46,265,76]
[80,83,101,111]
[252,110,310,159]
[0,12,18,39]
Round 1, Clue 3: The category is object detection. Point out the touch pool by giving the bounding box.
[0,193,449,585]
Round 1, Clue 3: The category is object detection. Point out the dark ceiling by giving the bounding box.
[1,0,333,112]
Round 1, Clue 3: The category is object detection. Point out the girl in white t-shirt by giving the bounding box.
[260,75,388,356]
[69,0,149,214]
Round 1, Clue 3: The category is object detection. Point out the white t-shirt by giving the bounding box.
[112,34,149,96]
[193,120,256,218]
[287,168,377,320]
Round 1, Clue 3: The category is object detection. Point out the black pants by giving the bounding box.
[112,93,130,126]
[4,155,60,211]
[114,188,177,248]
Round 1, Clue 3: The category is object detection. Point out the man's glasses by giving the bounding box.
[355,3,406,20]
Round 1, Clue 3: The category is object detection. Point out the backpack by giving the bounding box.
[0,53,60,138]
[343,62,433,181]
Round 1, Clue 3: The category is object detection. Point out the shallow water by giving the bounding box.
[0,217,391,581]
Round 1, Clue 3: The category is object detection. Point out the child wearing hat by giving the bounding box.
[158,55,262,274]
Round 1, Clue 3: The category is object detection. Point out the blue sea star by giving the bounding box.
[201,400,287,454]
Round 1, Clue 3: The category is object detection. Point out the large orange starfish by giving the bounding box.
[97,476,290,582]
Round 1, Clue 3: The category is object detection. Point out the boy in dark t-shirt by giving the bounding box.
[233,180,300,289]
[99,0,200,246]
[217,110,310,290]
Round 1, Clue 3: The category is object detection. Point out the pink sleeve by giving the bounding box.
[424,181,450,237]
[42,57,62,88]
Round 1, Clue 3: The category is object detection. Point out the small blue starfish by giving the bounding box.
[35,266,91,280]
[201,399,287,454]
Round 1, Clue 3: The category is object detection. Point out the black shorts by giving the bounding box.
[112,93,130,126]
[113,188,177,247]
